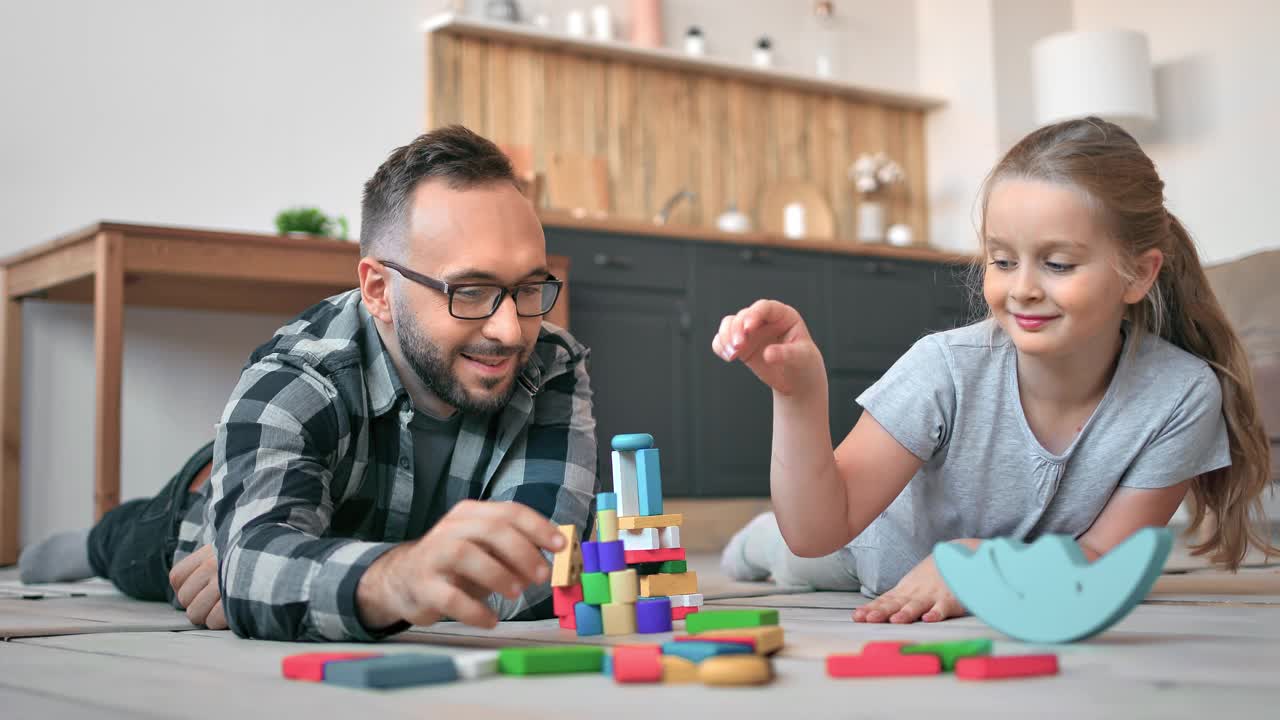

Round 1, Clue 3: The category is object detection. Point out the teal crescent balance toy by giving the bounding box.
[934,527,1173,644]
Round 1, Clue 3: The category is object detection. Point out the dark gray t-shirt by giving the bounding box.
[405,408,464,539]
[850,319,1230,596]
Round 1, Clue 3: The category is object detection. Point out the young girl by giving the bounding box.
[714,117,1276,625]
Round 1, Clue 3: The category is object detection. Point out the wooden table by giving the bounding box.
[0,222,570,565]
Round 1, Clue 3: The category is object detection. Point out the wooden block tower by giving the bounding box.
[549,433,703,637]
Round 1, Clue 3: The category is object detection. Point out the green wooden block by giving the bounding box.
[581,572,611,605]
[685,608,779,634]
[497,646,605,675]
[657,560,687,574]
[901,638,993,671]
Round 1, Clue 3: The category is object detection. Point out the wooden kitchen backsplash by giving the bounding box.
[427,32,929,245]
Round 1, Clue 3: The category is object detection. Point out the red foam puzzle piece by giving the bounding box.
[613,644,663,683]
[671,606,699,621]
[553,584,584,617]
[623,548,686,564]
[282,652,380,682]
[955,654,1059,680]
[827,652,941,678]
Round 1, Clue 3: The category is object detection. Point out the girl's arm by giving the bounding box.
[712,299,924,558]
[1075,480,1191,560]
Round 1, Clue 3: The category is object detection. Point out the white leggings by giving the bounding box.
[720,511,863,591]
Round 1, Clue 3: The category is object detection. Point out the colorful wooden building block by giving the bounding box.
[596,491,618,511]
[622,527,661,552]
[550,524,581,587]
[955,654,1059,680]
[597,539,626,572]
[498,646,605,675]
[558,613,576,630]
[699,655,774,686]
[581,572,612,605]
[611,450,641,517]
[901,638,993,671]
[679,626,784,655]
[602,602,637,635]
[624,547,685,565]
[618,513,683,530]
[613,645,663,683]
[685,608,777,633]
[282,652,379,682]
[660,655,698,684]
[635,597,673,633]
[661,641,753,663]
[635,448,663,516]
[668,592,703,608]
[658,525,681,549]
[453,651,500,680]
[597,509,619,543]
[574,602,604,636]
[672,606,700,621]
[609,569,639,603]
[552,583,584,617]
[640,571,698,598]
[323,654,459,689]
[581,541,601,574]
[611,433,655,451]
[827,652,941,678]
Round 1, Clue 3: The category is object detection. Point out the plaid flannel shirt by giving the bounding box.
[172,289,598,641]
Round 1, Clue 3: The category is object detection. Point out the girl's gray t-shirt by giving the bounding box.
[849,319,1230,596]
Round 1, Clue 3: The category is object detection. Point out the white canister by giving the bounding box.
[783,201,807,239]
[857,200,885,242]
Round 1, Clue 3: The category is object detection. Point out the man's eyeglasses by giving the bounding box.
[378,260,563,320]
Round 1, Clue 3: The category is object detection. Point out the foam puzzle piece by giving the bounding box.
[323,654,459,689]
[581,541,601,574]
[597,540,626,571]
[680,626,784,655]
[671,606,700,621]
[597,509,619,543]
[661,640,753,663]
[659,526,681,549]
[596,492,618,511]
[609,569,639,604]
[575,602,604,636]
[934,527,1173,643]
[282,652,380,682]
[453,651,500,680]
[618,513,684,530]
[955,654,1059,680]
[603,602,638,635]
[640,571,698,598]
[700,655,774,686]
[622,527,661,552]
[582,572,612,605]
[685,608,778,634]
[635,597,673,633]
[660,655,699,684]
[635,448,663,516]
[613,645,663,683]
[550,525,582,587]
[901,638,993,671]
[611,450,641,517]
[552,584,584,617]
[624,548,686,565]
[827,651,941,678]
[611,433,655,451]
[498,646,605,675]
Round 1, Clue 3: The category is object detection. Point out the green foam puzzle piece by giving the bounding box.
[934,527,1172,644]
[581,572,611,604]
[322,653,458,689]
[685,608,779,634]
[901,638,993,671]
[497,646,605,675]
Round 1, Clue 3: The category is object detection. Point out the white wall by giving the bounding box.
[1071,0,1280,264]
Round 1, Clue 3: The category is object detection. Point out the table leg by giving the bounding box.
[0,268,22,564]
[94,232,124,520]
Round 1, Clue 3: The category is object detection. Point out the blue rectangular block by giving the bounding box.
[574,602,604,637]
[635,448,663,516]
[596,492,617,512]
[323,653,458,689]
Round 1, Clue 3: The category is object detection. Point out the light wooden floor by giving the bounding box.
[2,553,1279,719]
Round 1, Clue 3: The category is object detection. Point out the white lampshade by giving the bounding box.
[1032,29,1156,127]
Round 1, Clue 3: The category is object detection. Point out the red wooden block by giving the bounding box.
[553,584,585,617]
[559,613,577,630]
[671,606,699,621]
[955,654,1058,680]
[623,548,686,564]
[282,652,379,682]
[860,641,912,656]
[613,645,663,683]
[827,652,941,678]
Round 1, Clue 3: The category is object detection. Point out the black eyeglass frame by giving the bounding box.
[378,259,563,320]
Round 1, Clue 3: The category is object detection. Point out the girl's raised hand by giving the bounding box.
[710,299,826,396]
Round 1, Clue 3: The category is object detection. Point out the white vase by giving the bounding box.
[857,200,885,243]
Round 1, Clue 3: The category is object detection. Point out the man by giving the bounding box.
[19,125,598,641]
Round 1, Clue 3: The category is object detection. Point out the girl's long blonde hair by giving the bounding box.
[979,117,1276,568]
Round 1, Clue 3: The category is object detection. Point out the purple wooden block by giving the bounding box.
[597,540,626,572]
[581,541,600,574]
[635,597,673,634]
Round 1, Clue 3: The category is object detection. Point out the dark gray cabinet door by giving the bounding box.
[691,245,828,496]
[826,257,940,372]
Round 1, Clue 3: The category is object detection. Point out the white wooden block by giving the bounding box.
[611,450,641,517]
[668,593,704,608]
[621,527,660,551]
[453,651,500,679]
[659,525,681,549]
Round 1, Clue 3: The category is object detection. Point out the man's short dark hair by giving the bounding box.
[360,125,516,257]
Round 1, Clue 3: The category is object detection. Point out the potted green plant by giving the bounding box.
[274,207,349,240]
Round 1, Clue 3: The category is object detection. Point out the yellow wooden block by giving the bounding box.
[695,626,785,655]
[639,571,698,598]
[601,602,636,636]
[617,513,684,530]
[699,655,773,686]
[597,509,618,543]
[661,656,698,684]
[550,525,581,587]
[609,569,638,604]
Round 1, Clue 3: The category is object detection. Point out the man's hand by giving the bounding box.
[356,500,567,631]
[852,553,966,624]
[169,544,228,630]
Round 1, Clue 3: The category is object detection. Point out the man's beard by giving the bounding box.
[393,295,526,415]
